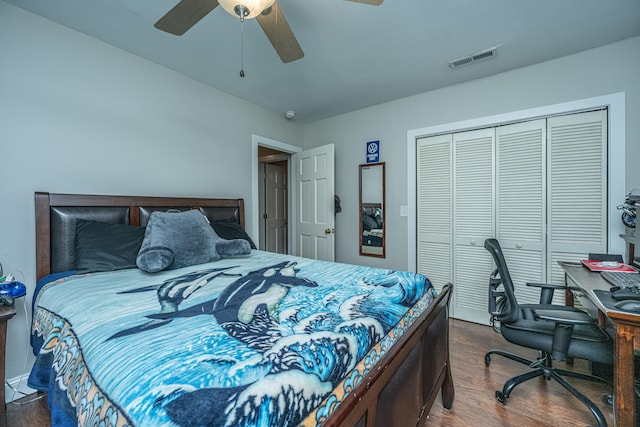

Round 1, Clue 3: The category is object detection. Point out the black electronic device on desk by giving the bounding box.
[600,275,640,314]
[0,274,26,306]
[614,299,640,313]
[592,286,640,314]
[584,268,640,314]
[610,284,640,300]
[601,270,640,289]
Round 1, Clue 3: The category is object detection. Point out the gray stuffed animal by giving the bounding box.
[136,210,251,273]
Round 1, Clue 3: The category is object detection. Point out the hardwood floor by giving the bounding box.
[5,391,49,427]
[428,319,614,427]
[5,319,614,427]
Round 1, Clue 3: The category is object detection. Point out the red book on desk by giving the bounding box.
[581,259,639,273]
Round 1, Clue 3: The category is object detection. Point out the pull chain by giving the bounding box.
[239,17,245,78]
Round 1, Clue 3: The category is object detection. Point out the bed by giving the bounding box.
[30,192,454,427]
[361,204,383,248]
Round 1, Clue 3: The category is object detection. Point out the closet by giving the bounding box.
[417,110,607,324]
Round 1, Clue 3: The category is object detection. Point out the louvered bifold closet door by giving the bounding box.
[547,110,608,286]
[496,120,547,305]
[416,134,452,294]
[453,128,495,324]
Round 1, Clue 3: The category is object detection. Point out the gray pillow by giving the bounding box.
[136,210,251,273]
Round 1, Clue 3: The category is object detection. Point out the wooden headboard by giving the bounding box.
[35,192,245,280]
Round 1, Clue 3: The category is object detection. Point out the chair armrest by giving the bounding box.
[526,282,565,305]
[534,309,595,325]
[527,282,581,291]
[526,282,565,290]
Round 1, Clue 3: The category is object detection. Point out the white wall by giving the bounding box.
[303,36,640,271]
[0,2,303,386]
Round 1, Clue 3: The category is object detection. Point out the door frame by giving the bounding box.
[251,134,301,254]
[406,92,627,272]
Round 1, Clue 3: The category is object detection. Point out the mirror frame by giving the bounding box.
[359,162,385,258]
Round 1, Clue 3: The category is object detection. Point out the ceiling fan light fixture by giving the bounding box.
[218,0,276,20]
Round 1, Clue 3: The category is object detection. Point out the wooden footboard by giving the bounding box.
[325,283,454,427]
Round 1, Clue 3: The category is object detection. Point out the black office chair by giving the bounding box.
[484,238,613,427]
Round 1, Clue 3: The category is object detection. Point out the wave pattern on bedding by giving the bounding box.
[29,250,433,427]
[31,310,132,427]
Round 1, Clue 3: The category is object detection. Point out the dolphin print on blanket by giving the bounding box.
[29,250,435,427]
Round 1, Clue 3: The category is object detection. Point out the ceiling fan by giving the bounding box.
[154,0,384,63]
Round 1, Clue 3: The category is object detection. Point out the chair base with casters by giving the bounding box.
[485,349,609,427]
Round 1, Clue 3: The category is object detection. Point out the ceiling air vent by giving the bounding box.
[448,47,498,69]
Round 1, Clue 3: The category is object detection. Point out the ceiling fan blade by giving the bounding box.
[256,2,304,63]
[154,0,219,36]
[345,0,384,5]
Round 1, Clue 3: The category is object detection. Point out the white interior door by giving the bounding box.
[416,134,453,293]
[547,110,608,285]
[265,162,288,254]
[496,119,547,304]
[294,144,335,261]
[453,128,495,324]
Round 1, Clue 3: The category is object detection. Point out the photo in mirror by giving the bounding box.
[359,162,385,257]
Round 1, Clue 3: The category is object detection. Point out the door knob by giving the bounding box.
[325,228,335,234]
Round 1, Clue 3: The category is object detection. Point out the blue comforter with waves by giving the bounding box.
[29,250,434,427]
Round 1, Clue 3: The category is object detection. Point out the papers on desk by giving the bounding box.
[581,259,639,273]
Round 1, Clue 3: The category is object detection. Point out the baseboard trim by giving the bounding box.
[5,373,36,403]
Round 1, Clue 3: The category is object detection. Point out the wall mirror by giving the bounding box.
[360,162,385,257]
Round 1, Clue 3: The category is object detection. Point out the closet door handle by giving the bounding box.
[515,242,523,249]
[470,240,477,246]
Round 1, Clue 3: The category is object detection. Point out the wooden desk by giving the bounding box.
[562,264,639,427]
[0,305,16,427]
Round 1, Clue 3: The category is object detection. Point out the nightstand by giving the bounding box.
[0,305,16,427]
